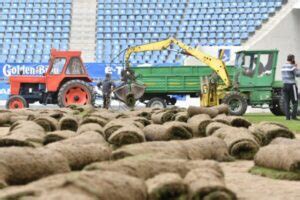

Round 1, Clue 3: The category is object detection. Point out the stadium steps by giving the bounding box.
[69,0,97,62]
[244,0,297,50]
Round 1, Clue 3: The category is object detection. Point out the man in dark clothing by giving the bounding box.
[121,66,136,85]
[281,54,300,120]
[97,73,116,109]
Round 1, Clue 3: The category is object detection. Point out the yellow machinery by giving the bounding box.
[123,37,231,107]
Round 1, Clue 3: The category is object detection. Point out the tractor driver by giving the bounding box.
[121,66,136,85]
[97,73,116,109]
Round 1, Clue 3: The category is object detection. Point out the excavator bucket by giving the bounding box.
[113,83,145,107]
[131,82,146,99]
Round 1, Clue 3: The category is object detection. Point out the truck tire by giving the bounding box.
[269,99,284,116]
[57,80,95,107]
[222,92,248,116]
[169,97,177,105]
[147,97,166,108]
[6,95,28,109]
[279,93,300,116]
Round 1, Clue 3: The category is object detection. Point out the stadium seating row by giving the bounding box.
[0,0,71,63]
[0,0,284,64]
[95,0,283,64]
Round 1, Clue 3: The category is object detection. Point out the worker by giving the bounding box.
[281,54,300,120]
[97,73,116,109]
[121,66,136,84]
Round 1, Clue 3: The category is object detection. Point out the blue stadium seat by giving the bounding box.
[0,0,72,63]
[0,0,285,64]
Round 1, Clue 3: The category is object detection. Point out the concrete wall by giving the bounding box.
[250,8,300,82]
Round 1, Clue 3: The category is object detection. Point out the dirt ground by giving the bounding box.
[0,127,299,199]
[221,161,300,200]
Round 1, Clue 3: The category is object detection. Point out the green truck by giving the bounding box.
[132,49,299,115]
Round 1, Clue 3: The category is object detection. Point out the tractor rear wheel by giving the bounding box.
[6,95,28,109]
[222,92,248,116]
[269,99,284,116]
[278,95,300,116]
[57,80,94,107]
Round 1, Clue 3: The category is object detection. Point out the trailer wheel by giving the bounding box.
[147,97,166,108]
[222,92,248,116]
[269,99,284,116]
[58,80,95,107]
[169,97,177,105]
[6,95,28,109]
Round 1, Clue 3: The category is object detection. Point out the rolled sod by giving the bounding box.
[205,122,230,136]
[151,110,175,124]
[43,130,78,145]
[85,158,222,180]
[111,136,232,162]
[146,173,187,200]
[0,121,45,147]
[34,116,59,132]
[213,127,260,160]
[103,118,144,140]
[254,143,300,172]
[184,168,237,200]
[45,131,111,170]
[0,171,147,200]
[77,123,104,135]
[108,125,146,146]
[250,122,295,145]
[144,122,192,141]
[187,106,219,118]
[187,114,212,137]
[58,116,78,131]
[0,147,70,188]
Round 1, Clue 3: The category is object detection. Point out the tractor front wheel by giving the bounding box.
[222,92,248,116]
[57,80,94,107]
[6,95,28,109]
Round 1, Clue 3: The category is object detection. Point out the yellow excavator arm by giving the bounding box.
[124,37,231,88]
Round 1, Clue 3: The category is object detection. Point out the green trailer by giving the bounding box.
[133,49,298,115]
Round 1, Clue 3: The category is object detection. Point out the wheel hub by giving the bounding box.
[64,86,89,105]
[74,96,80,101]
[229,99,242,112]
[152,101,164,108]
[9,99,25,109]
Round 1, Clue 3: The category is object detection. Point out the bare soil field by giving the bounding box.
[221,161,300,200]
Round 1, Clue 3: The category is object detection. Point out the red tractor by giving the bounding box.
[6,49,95,109]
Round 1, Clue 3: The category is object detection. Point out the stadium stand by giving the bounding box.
[0,0,72,63]
[96,0,285,65]
[0,0,285,65]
